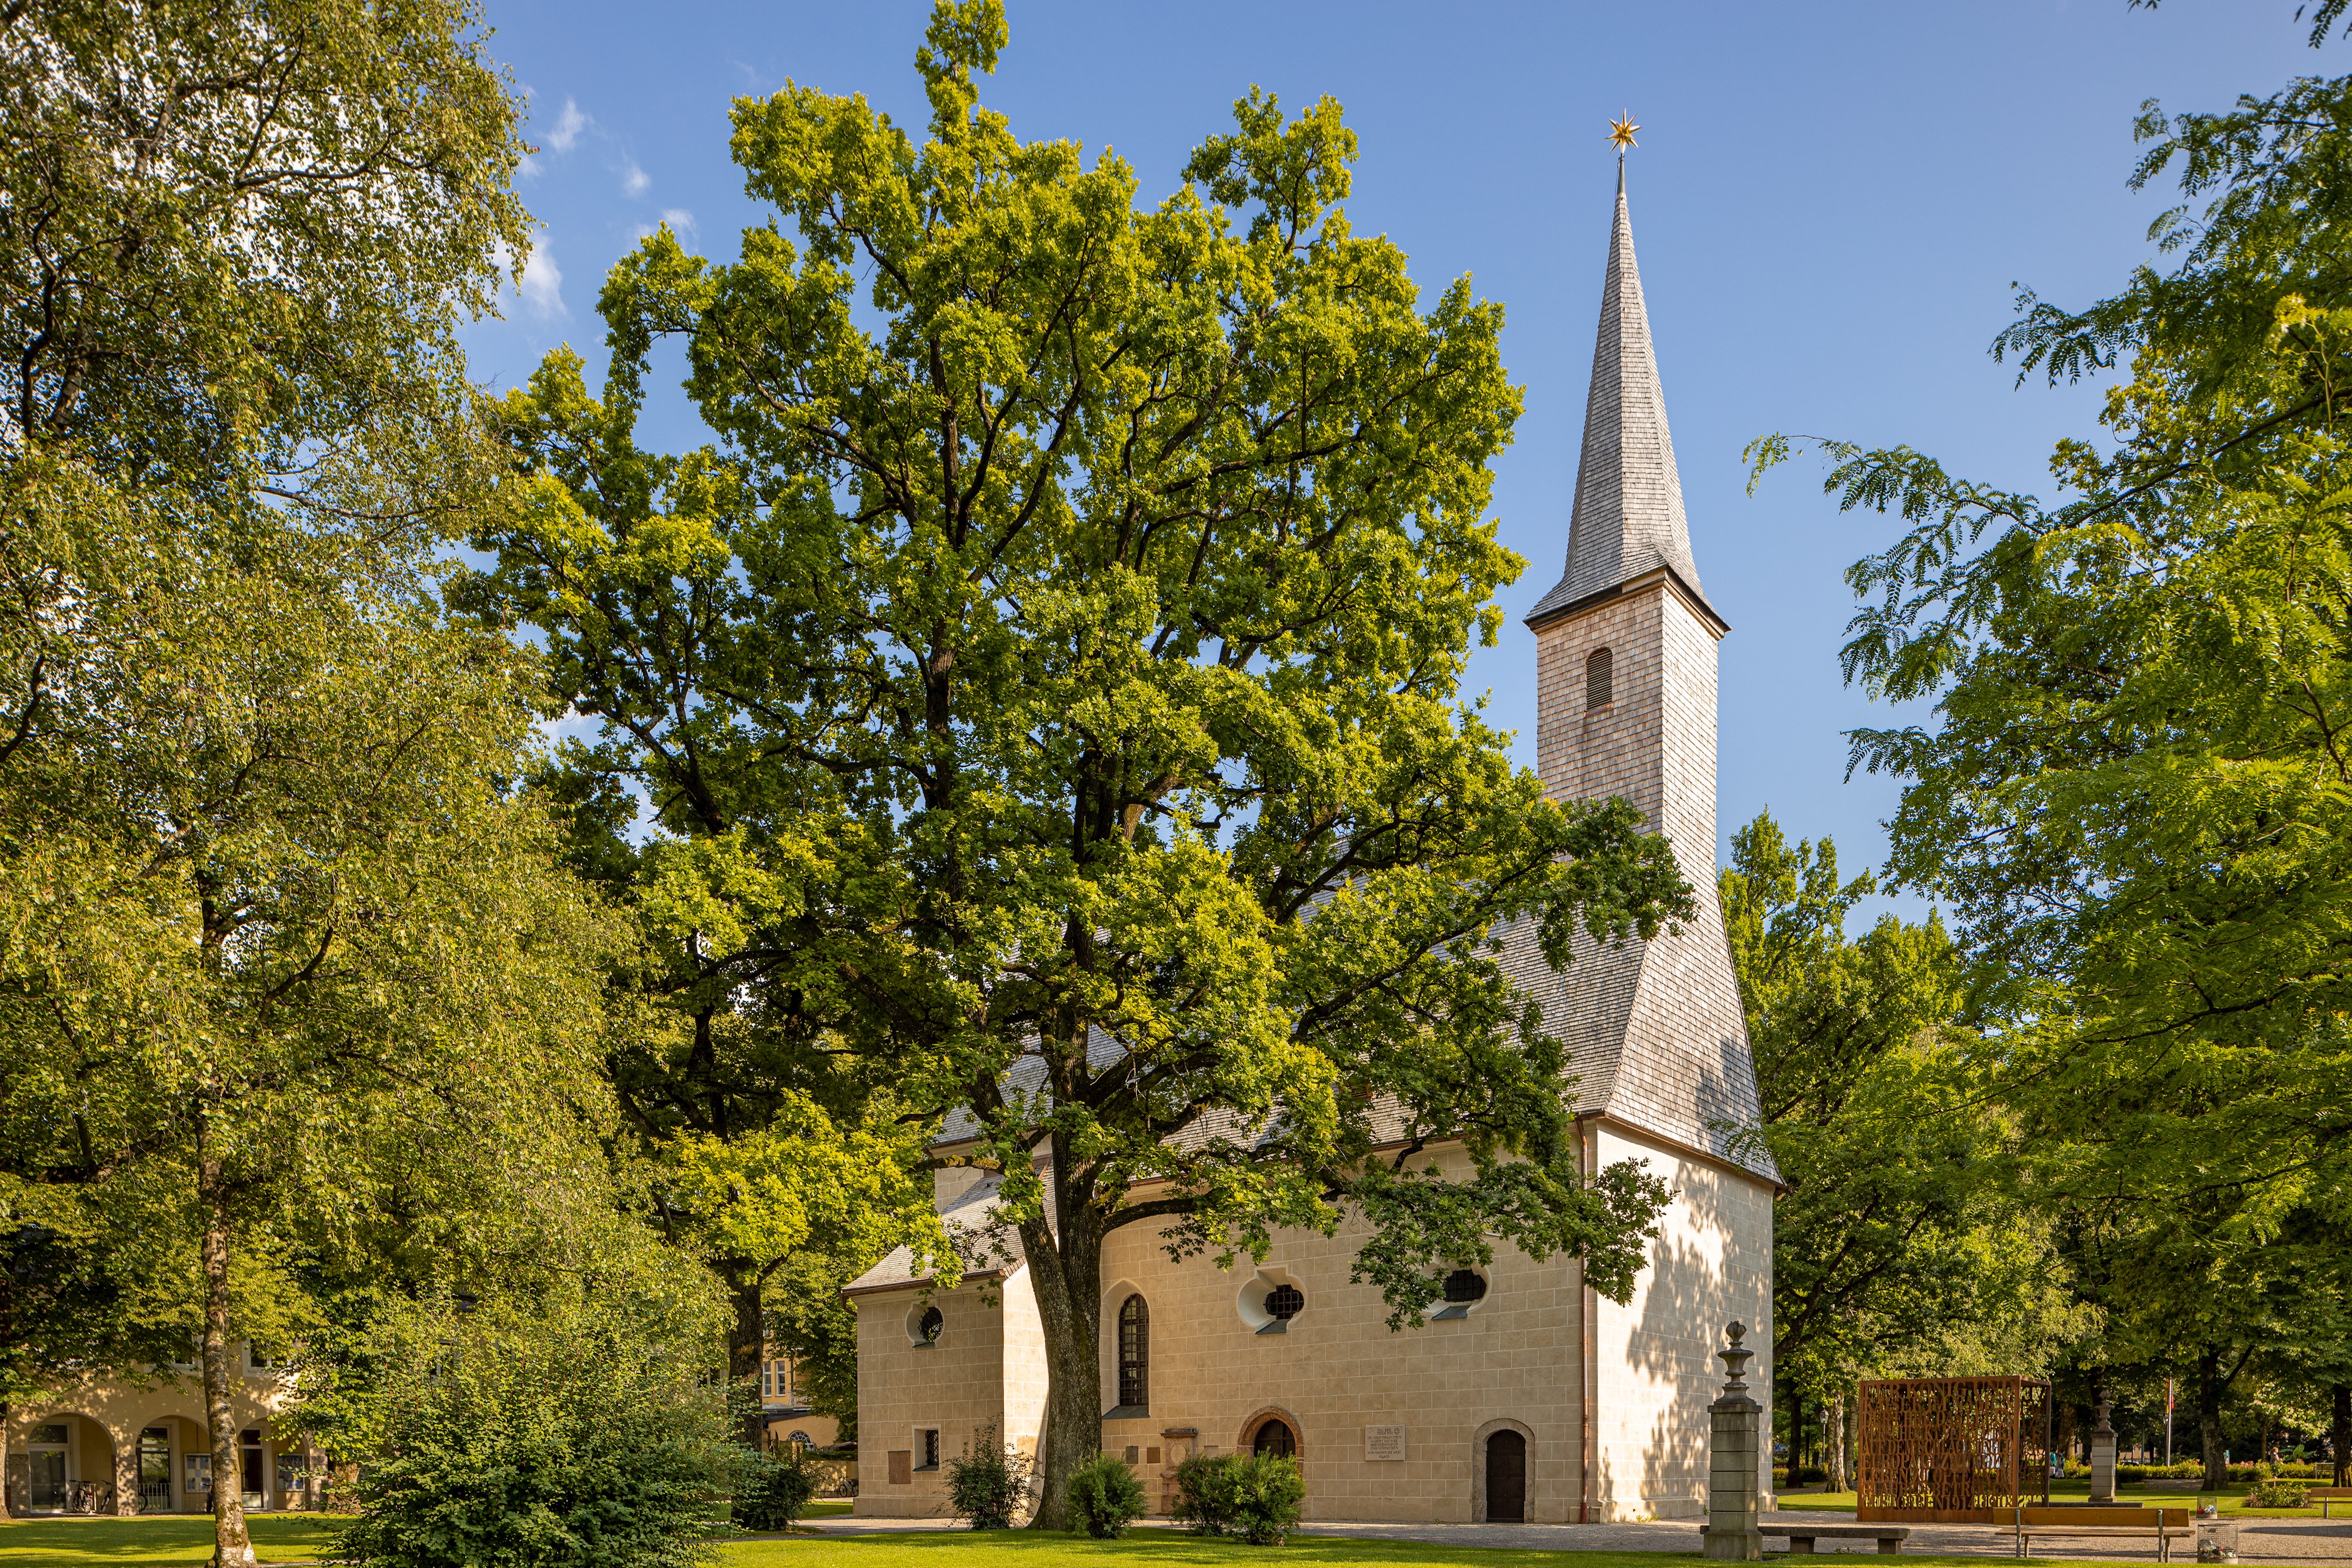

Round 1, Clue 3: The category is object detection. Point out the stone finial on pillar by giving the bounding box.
[1705,1321,1764,1561]
[2089,1390,2118,1504]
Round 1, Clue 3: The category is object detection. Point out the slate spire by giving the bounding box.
[1527,161,1712,624]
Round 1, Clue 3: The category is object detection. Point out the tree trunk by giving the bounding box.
[198,1150,256,1568]
[2329,1384,2349,1487]
[1827,1387,1850,1495]
[1019,1150,1103,1533]
[2197,1348,2227,1494]
[727,1272,767,1450]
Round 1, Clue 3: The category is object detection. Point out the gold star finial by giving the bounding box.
[1608,114,1639,153]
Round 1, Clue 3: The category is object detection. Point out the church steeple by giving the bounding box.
[1527,164,1714,626]
[1505,152,1775,1186]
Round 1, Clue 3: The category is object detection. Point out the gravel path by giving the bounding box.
[1294,1510,2352,1560]
[806,1508,2352,1559]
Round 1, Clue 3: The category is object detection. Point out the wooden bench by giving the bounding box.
[1701,1524,1912,1555]
[1994,1523,2194,1562]
[2308,1486,2352,1518]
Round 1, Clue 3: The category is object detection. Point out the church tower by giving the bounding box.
[1515,162,1770,1177]
[1501,159,1778,1523]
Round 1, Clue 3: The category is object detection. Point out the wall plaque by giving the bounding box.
[1364,1424,1406,1461]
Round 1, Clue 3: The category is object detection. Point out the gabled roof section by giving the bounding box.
[841,1173,1025,1296]
[1528,164,1713,626]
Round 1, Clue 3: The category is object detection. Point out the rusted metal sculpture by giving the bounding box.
[1856,1376,2053,1523]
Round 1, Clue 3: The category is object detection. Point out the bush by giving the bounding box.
[2120,1463,2208,1483]
[1066,1451,1148,1539]
[942,1423,1030,1530]
[1171,1452,1305,1546]
[1775,1465,1828,1488]
[2251,1478,2312,1508]
[733,1450,819,1532]
[330,1295,730,1568]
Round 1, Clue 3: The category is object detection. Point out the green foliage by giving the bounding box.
[2252,1478,2312,1508]
[473,0,1684,1519]
[1170,1452,1305,1545]
[1063,1453,1148,1539]
[1749,13,2352,1486]
[1721,812,2068,1396]
[329,1290,731,1568]
[0,11,577,1567]
[732,1450,822,1532]
[943,1424,1031,1530]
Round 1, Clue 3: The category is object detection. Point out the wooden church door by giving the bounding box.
[1485,1429,1525,1522]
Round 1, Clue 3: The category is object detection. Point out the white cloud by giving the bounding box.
[633,210,698,243]
[516,234,565,319]
[518,153,543,180]
[621,159,649,196]
[546,97,588,153]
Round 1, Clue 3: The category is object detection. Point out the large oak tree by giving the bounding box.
[477,0,1688,1521]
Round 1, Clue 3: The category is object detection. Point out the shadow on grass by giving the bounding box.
[0,1513,343,1566]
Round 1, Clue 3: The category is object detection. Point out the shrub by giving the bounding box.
[2251,1478,2311,1509]
[942,1423,1030,1530]
[733,1450,819,1532]
[1065,1451,1148,1539]
[330,1295,730,1568]
[1171,1452,1305,1545]
[1775,1465,1828,1488]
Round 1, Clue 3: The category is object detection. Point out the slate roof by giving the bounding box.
[1529,162,1715,626]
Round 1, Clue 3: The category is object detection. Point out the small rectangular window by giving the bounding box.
[918,1429,940,1470]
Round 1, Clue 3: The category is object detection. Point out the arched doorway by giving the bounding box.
[1251,1416,1296,1458]
[18,1413,117,1514]
[1484,1428,1526,1523]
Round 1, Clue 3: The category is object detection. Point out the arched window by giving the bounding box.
[1254,1418,1297,1458]
[1117,1294,1149,1410]
[1586,646,1613,710]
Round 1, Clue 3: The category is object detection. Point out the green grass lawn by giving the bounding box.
[0,1513,341,1564]
[718,1535,2124,1568]
[0,1513,2161,1568]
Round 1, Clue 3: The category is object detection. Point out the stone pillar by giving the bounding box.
[2088,1394,2117,1504]
[1705,1321,1763,1561]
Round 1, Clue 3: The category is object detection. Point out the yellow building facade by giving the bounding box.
[2,1348,317,1518]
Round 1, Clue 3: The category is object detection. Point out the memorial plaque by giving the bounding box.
[1365,1424,1406,1461]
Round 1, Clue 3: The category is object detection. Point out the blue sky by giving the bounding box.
[468,0,2326,915]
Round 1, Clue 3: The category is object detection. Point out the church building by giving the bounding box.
[845,167,1779,1527]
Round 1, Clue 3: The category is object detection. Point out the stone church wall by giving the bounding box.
[1096,1144,1586,1524]
[852,1272,1032,1517]
[1587,1120,1775,1521]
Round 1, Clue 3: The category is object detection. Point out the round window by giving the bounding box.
[1442,1268,1487,1303]
[916,1305,943,1344]
[1264,1284,1304,1321]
